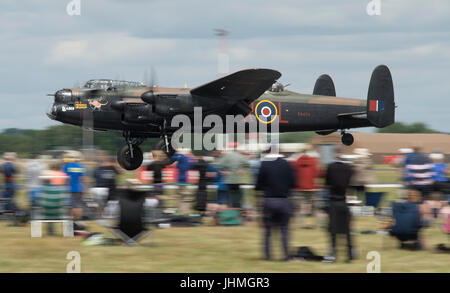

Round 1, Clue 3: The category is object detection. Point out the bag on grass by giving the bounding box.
[292,246,324,261]
[216,208,242,226]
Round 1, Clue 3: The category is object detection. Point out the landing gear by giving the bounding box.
[155,139,176,157]
[117,144,143,170]
[117,132,144,170]
[156,118,176,157]
[341,132,354,146]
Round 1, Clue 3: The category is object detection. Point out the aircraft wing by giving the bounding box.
[190,69,281,104]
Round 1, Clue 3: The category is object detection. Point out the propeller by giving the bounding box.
[141,66,157,103]
[142,66,157,88]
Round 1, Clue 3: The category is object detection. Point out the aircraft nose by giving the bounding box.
[46,103,57,120]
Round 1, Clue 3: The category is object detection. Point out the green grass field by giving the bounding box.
[1,165,448,273]
[0,216,448,273]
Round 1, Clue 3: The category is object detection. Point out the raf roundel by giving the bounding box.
[255,100,278,124]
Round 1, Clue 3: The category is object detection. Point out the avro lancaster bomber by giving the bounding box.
[47,65,395,170]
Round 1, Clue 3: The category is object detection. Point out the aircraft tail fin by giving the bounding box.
[367,65,395,128]
[313,74,336,96]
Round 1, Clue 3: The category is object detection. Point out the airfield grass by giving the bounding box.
[1,166,449,273]
[0,216,449,273]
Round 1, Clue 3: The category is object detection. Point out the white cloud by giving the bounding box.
[46,33,178,67]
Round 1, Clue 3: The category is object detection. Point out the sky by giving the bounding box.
[1,0,449,132]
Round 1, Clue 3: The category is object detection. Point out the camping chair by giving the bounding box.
[31,184,73,237]
[365,192,384,209]
[0,195,11,219]
[363,191,385,216]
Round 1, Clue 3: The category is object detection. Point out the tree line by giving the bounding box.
[0,122,440,157]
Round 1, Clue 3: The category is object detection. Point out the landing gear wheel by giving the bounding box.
[341,133,354,146]
[117,144,143,170]
[155,139,176,157]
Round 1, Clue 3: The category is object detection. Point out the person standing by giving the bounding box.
[430,152,447,193]
[24,154,47,209]
[2,152,18,212]
[325,148,354,262]
[404,145,434,200]
[255,152,295,261]
[171,149,195,214]
[217,144,250,208]
[92,156,120,213]
[291,145,320,228]
[38,162,69,235]
[349,148,376,199]
[191,156,214,214]
[61,154,87,231]
[146,150,170,208]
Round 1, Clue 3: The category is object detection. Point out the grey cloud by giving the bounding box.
[0,0,449,132]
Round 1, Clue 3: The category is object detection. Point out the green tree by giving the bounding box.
[279,131,315,143]
[376,122,438,133]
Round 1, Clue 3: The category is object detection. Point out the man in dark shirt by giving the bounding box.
[325,148,354,262]
[146,150,170,196]
[191,156,214,213]
[255,153,295,261]
[93,156,119,201]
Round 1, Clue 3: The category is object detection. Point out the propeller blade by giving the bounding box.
[150,66,157,89]
[142,69,149,87]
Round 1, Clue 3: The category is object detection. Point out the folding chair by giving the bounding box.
[31,183,73,237]
[99,188,153,246]
[111,228,150,246]
[365,192,385,209]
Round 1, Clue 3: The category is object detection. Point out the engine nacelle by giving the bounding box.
[122,103,161,124]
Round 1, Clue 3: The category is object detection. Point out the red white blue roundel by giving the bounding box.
[255,100,278,124]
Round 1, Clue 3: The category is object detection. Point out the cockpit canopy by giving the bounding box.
[83,79,145,89]
[269,82,290,93]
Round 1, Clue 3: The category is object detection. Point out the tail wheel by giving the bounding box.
[117,144,143,170]
[341,133,354,146]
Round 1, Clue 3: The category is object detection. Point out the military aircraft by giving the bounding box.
[47,65,395,170]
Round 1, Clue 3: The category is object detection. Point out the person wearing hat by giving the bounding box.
[324,147,354,262]
[255,149,295,261]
